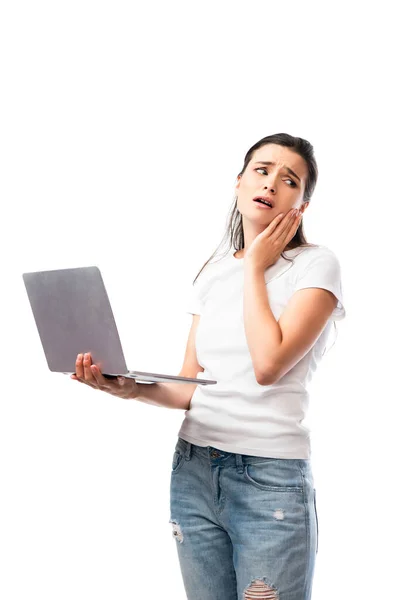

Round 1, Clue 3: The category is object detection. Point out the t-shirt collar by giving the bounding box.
[229,246,307,283]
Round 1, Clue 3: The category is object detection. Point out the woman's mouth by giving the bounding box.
[254,200,273,209]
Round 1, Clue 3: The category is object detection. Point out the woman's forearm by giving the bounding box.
[131,381,197,410]
[243,264,283,383]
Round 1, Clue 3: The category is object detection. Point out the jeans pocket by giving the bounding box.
[314,488,319,554]
[244,460,303,492]
[171,450,185,473]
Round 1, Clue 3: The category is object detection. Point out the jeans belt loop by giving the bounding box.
[235,453,244,474]
[185,442,192,461]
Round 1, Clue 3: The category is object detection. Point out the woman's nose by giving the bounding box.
[264,175,277,191]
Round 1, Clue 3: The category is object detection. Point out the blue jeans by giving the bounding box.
[169,437,318,600]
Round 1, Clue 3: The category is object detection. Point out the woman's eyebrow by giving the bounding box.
[254,161,301,183]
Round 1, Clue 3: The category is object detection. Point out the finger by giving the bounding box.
[289,213,301,233]
[283,213,302,244]
[270,210,297,241]
[283,209,299,235]
[90,364,111,389]
[273,210,295,230]
[75,353,84,378]
[83,353,96,383]
[266,212,286,235]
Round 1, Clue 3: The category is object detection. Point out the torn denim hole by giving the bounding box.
[169,519,183,543]
[244,577,279,599]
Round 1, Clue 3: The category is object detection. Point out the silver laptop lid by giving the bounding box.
[22,266,128,375]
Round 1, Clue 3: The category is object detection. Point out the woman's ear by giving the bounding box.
[235,175,241,193]
[300,201,310,214]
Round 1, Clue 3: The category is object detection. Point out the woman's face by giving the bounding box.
[234,144,310,220]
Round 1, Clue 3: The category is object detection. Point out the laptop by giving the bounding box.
[22,266,217,386]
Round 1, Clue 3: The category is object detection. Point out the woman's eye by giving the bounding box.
[255,168,296,187]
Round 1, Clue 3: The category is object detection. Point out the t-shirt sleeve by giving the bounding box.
[293,247,346,321]
[186,278,204,315]
[185,264,213,316]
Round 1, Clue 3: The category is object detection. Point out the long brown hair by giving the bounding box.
[193,133,319,285]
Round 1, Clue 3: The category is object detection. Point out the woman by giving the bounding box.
[73,133,346,599]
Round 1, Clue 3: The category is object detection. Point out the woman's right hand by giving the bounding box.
[71,352,140,400]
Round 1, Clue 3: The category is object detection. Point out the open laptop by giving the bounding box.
[22,266,217,386]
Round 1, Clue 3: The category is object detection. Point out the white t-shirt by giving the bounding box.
[178,244,346,459]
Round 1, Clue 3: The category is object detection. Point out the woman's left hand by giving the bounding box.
[244,208,303,272]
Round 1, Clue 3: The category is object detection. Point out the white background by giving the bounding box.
[1,1,399,598]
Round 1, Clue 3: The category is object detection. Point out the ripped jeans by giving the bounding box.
[169,437,318,600]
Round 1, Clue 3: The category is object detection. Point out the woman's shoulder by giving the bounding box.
[288,243,341,261]
[192,252,229,287]
[283,244,343,280]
